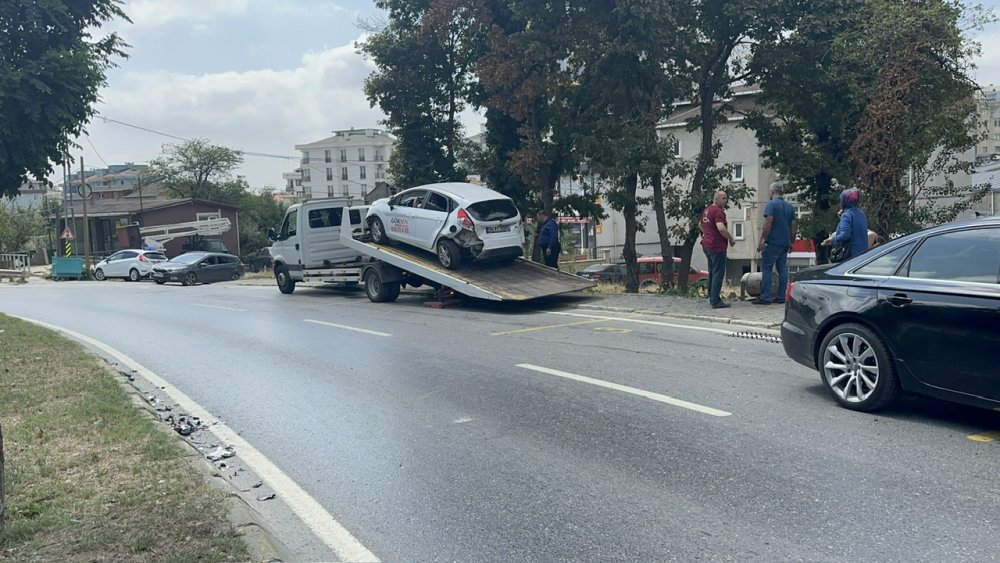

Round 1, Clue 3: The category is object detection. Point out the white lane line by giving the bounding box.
[304,319,392,337]
[193,303,247,312]
[543,310,740,335]
[517,363,732,417]
[16,316,380,563]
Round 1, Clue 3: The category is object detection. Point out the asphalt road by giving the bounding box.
[2,280,999,562]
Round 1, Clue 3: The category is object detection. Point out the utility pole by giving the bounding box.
[80,158,92,273]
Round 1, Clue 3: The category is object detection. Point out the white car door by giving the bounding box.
[107,251,135,277]
[410,190,451,250]
[387,190,427,246]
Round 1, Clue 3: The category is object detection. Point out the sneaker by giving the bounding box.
[751,298,771,305]
[711,302,731,309]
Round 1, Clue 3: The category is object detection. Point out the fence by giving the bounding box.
[0,252,31,282]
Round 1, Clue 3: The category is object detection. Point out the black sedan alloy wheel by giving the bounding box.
[819,323,899,412]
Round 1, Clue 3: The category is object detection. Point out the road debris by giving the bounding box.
[206,446,235,461]
[256,493,276,502]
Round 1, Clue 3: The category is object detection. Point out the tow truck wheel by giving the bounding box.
[364,269,400,302]
[275,265,296,294]
[436,239,461,270]
[370,217,390,244]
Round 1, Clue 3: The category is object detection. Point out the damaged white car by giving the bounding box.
[365,182,525,269]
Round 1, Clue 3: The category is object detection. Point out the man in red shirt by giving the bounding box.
[700,190,736,308]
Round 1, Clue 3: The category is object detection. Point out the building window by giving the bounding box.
[358,148,366,161]
[994,120,1000,127]
[327,185,335,197]
[361,184,367,193]
[733,222,744,240]
[376,165,385,179]
[672,140,681,158]
[995,146,1000,153]
[301,168,311,181]
[324,150,332,163]
[731,164,744,182]
[196,212,221,221]
[340,149,347,162]
[303,187,312,199]
[341,167,348,180]
[341,184,350,196]
[743,207,753,221]
[993,133,1000,141]
[375,149,384,161]
[301,151,309,164]
[360,166,367,180]
[326,168,333,181]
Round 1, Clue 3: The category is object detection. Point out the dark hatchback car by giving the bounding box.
[781,217,1000,412]
[151,252,244,286]
[577,263,626,284]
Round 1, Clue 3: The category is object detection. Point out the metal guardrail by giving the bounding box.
[0,252,31,281]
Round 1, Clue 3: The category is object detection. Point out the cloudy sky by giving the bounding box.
[69,0,1000,191]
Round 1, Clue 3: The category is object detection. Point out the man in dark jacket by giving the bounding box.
[537,210,561,269]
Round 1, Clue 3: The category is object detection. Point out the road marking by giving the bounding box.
[193,303,247,312]
[544,310,740,335]
[304,319,392,337]
[517,363,732,417]
[490,319,602,336]
[967,431,1000,443]
[15,316,380,563]
[592,327,632,333]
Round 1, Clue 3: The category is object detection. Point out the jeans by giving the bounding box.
[703,248,727,305]
[760,244,789,303]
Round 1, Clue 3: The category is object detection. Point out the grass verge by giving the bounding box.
[0,314,249,562]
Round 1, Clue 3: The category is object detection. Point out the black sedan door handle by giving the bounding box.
[886,293,913,306]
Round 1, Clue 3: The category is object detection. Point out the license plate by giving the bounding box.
[485,225,511,234]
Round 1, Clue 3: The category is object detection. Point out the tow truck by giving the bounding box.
[267,198,594,303]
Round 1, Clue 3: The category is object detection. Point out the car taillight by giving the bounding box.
[138,254,147,262]
[785,281,794,302]
[456,208,474,230]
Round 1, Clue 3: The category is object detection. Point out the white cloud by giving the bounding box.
[78,37,386,189]
[972,29,1000,87]
[123,0,250,29]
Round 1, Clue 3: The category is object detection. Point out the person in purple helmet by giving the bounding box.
[822,187,869,260]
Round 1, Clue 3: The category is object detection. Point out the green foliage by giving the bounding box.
[146,139,244,200]
[360,0,477,187]
[0,0,129,198]
[0,203,44,252]
[237,189,287,260]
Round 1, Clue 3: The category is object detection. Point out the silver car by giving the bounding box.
[93,249,167,281]
[365,182,524,269]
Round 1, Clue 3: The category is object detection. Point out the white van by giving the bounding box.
[268,198,365,292]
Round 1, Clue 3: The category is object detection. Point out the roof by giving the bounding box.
[63,197,239,218]
[659,85,769,130]
[406,182,512,203]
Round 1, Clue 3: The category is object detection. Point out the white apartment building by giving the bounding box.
[285,128,395,201]
[976,85,1000,159]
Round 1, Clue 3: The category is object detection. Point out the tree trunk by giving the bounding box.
[650,169,675,289]
[622,174,640,293]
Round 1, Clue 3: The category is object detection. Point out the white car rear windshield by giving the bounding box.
[466,200,519,222]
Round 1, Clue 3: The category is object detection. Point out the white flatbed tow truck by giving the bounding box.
[267,199,594,303]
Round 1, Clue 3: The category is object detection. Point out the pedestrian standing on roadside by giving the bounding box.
[700,190,736,309]
[753,182,797,305]
[822,187,869,260]
[537,210,561,270]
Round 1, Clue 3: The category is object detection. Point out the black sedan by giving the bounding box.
[781,217,1000,412]
[151,252,244,286]
[577,263,626,284]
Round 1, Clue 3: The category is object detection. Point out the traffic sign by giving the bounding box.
[60,226,76,240]
[76,184,93,199]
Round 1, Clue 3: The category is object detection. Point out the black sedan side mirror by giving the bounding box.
[267,227,277,241]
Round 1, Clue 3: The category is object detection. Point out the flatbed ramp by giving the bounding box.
[341,231,595,301]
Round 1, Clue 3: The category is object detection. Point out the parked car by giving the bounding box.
[247,248,273,273]
[781,216,1000,412]
[151,252,244,286]
[365,182,524,269]
[577,263,626,284]
[93,249,167,282]
[637,256,709,290]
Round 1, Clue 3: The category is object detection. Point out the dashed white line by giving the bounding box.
[304,319,392,337]
[193,303,247,312]
[517,363,732,417]
[15,316,380,563]
[543,310,742,335]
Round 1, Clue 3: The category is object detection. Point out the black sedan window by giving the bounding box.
[906,227,1000,283]
[854,242,914,277]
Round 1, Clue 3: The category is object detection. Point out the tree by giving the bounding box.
[236,189,287,260]
[0,202,44,253]
[0,0,128,198]
[146,139,244,200]
[360,0,477,187]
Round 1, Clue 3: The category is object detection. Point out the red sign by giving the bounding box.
[60,226,76,240]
